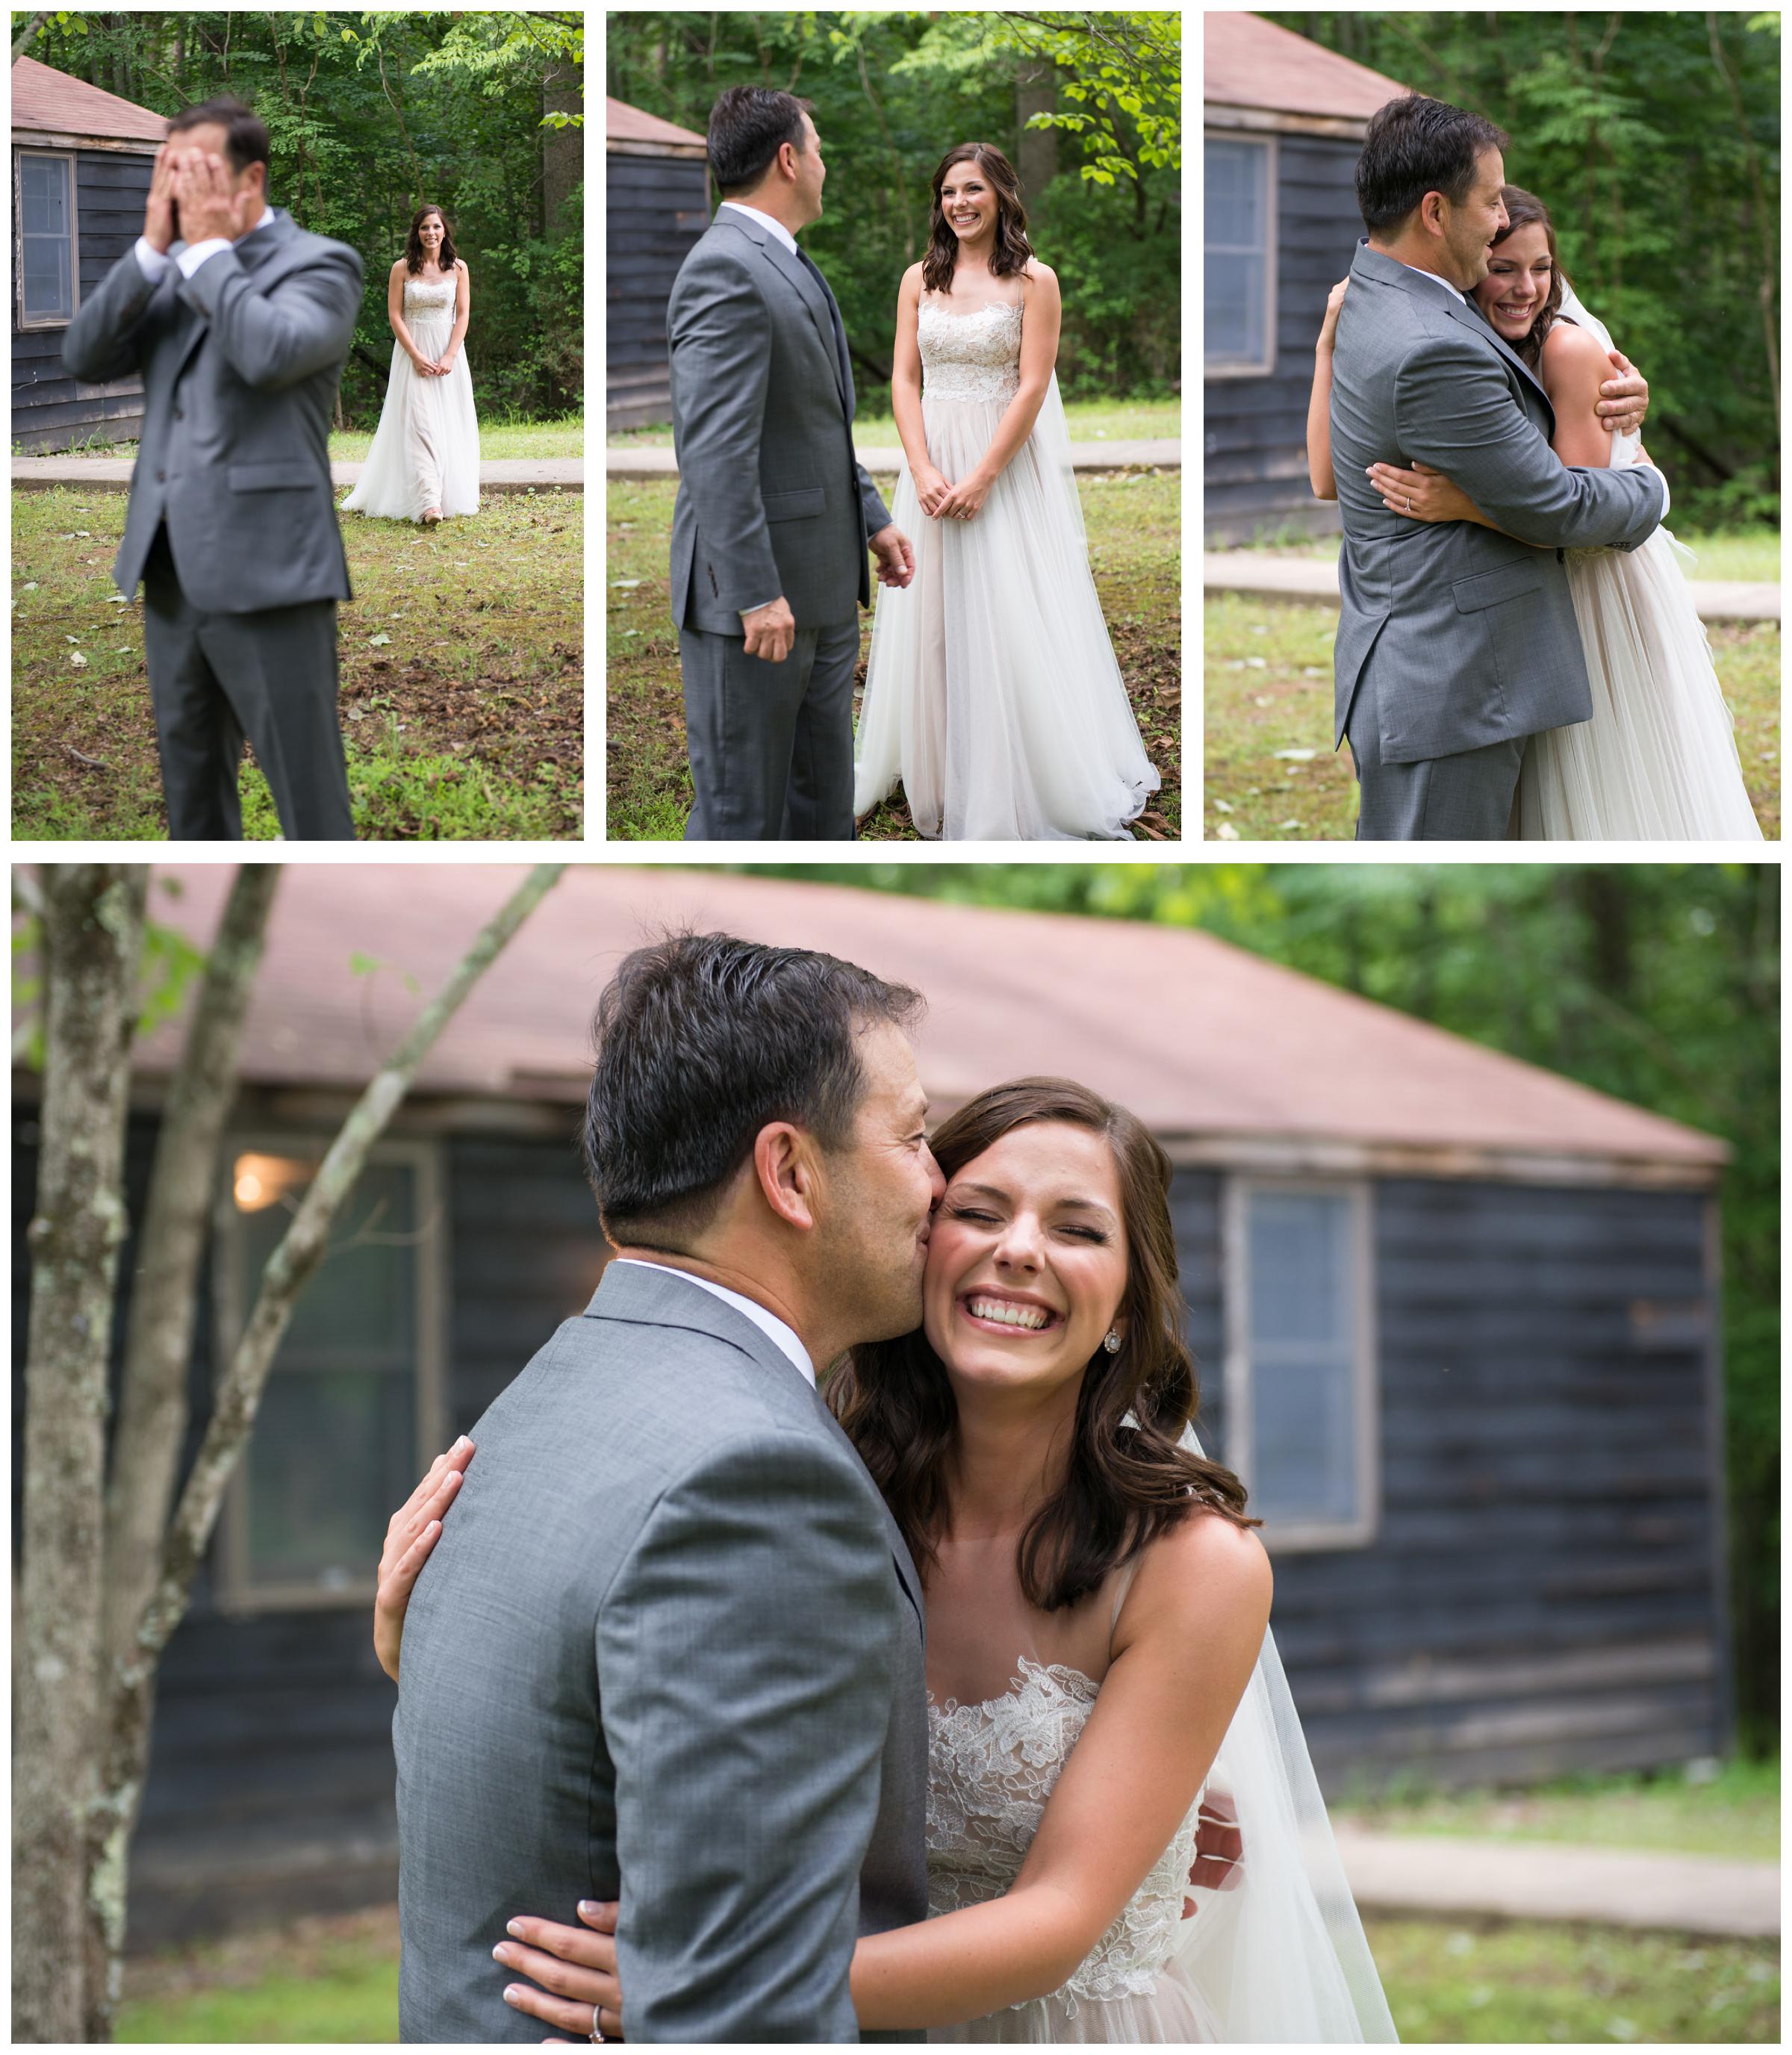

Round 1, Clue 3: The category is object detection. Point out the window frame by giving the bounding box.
[1204,129,1277,380]
[213,1132,450,1614]
[14,147,81,331]
[1221,1174,1379,1551]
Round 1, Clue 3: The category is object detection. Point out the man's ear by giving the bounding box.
[751,1122,819,1233]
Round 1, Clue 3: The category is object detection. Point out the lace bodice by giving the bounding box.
[927,1658,1203,2009]
[404,272,458,320]
[919,296,1022,404]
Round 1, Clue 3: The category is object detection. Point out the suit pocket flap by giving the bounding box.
[227,461,318,492]
[1453,562,1543,612]
[763,485,825,522]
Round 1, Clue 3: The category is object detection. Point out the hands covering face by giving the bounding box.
[145,142,256,250]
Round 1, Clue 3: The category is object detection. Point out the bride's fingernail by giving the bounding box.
[493,1944,509,1962]
[506,1920,523,1938]
[503,1986,520,2005]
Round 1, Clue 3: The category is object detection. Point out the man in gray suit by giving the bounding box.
[1329,95,1667,839]
[668,88,915,841]
[395,933,942,2042]
[63,96,361,840]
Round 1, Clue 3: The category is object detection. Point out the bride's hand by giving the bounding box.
[1366,458,1479,525]
[934,472,990,523]
[493,1901,623,2042]
[1316,277,1348,355]
[912,463,951,518]
[373,1436,474,1680]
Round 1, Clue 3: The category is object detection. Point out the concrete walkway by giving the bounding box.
[609,438,1179,479]
[1334,1828,1779,1939]
[1204,550,1780,625]
[13,457,582,495]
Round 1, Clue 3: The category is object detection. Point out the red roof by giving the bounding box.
[606,95,706,149]
[106,867,1724,1181]
[12,54,167,143]
[1205,13,1405,122]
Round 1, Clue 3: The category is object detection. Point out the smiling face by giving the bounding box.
[417,211,445,260]
[939,157,998,248]
[1474,217,1555,343]
[1437,146,1509,289]
[922,1121,1129,1402]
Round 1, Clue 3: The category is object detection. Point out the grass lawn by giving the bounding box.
[12,487,582,841]
[608,470,1180,841]
[39,414,585,466]
[1204,594,1780,841]
[609,397,1182,450]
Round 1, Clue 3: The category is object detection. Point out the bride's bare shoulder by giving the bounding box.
[1136,1505,1272,1629]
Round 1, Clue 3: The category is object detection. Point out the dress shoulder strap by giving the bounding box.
[1107,1556,1143,1643]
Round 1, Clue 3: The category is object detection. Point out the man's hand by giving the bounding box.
[1596,349,1649,438]
[173,150,252,247]
[870,524,915,590]
[143,142,180,255]
[1180,1788,1245,1918]
[741,594,797,664]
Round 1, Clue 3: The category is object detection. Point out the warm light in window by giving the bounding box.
[233,1152,310,1213]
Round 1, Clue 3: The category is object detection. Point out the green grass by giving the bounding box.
[607,469,1180,841]
[609,397,1181,450]
[24,414,585,465]
[12,486,582,840]
[1206,528,1781,585]
[1333,1756,1780,1862]
[1203,594,1780,841]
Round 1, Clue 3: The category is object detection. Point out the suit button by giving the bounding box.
[156,469,166,482]
[172,405,183,420]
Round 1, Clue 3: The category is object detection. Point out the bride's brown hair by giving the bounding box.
[921,142,1033,296]
[829,1078,1258,1613]
[1488,187,1564,369]
[405,204,459,276]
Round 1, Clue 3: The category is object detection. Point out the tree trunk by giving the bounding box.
[13,867,146,2045]
[85,863,566,2039]
[1014,60,1059,200]
[541,57,582,231]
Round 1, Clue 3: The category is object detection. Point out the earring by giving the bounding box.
[1103,1329,1122,1355]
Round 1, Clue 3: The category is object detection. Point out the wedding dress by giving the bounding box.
[340,269,481,522]
[853,293,1160,840]
[1519,290,1762,839]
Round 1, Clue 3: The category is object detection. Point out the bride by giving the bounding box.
[376,1079,1397,2042]
[1308,187,1762,841]
[853,145,1161,842]
[341,203,481,526]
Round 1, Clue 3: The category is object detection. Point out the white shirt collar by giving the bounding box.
[1365,240,1466,305]
[717,199,799,258]
[613,1259,815,1387]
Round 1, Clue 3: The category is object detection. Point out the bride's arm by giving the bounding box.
[385,259,435,373]
[850,1514,1271,2030]
[1307,279,1347,499]
[437,258,471,372]
[934,262,1060,522]
[891,264,948,517]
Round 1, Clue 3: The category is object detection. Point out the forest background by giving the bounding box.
[15,9,584,427]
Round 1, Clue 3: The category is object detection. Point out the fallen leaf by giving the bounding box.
[1213,798,1234,813]
[1273,747,1317,762]
[69,651,87,667]
[367,632,392,647]
[1215,821,1239,840]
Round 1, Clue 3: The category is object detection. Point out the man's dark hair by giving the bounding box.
[707,86,814,196]
[583,931,924,1246]
[167,96,271,175]
[1355,94,1507,236]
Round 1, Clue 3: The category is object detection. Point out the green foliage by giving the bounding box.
[606,10,1178,402]
[1262,12,1780,522]
[739,862,1781,1753]
[25,11,582,422]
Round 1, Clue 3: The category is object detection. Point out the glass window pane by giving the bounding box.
[236,1156,417,1364]
[246,1367,417,1588]
[1206,252,1259,363]
[1249,1191,1343,1344]
[1252,1347,1359,1525]
[21,156,69,235]
[1204,137,1269,364]
[19,158,73,320]
[22,239,71,319]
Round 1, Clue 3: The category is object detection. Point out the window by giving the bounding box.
[16,151,78,328]
[217,1139,447,1609]
[1205,134,1275,376]
[1223,1179,1377,1547]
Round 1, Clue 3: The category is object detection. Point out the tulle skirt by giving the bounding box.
[1519,528,1762,839]
[340,310,481,522]
[930,1959,1220,2042]
[853,378,1160,841]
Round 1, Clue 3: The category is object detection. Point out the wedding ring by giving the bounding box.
[1406,495,1413,512]
[590,2005,606,2042]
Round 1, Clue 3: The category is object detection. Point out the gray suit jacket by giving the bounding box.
[668,210,892,633]
[395,1260,929,2044]
[1329,240,1665,763]
[61,208,361,615]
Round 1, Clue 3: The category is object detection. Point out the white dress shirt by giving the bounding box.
[612,1258,815,1387]
[134,206,272,285]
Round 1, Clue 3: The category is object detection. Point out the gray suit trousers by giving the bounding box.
[143,526,355,840]
[679,619,859,841]
[1348,696,1523,841]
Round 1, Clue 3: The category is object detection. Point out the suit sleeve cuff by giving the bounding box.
[176,238,234,279]
[738,599,780,619]
[134,237,174,283]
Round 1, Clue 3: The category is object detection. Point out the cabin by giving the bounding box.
[12,867,1732,1944]
[606,94,709,431]
[1204,14,1404,541]
[11,55,165,453]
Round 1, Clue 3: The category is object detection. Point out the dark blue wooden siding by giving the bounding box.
[12,145,155,451]
[1169,1167,1726,1794]
[607,149,708,430]
[1204,131,1363,543]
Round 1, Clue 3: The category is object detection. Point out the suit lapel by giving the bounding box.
[169,211,291,384]
[719,214,849,420]
[1350,238,1554,418]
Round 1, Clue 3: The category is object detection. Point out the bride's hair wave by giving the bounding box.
[921,143,1033,297]
[830,1077,1258,1614]
[405,204,459,276]
[1489,187,1564,370]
